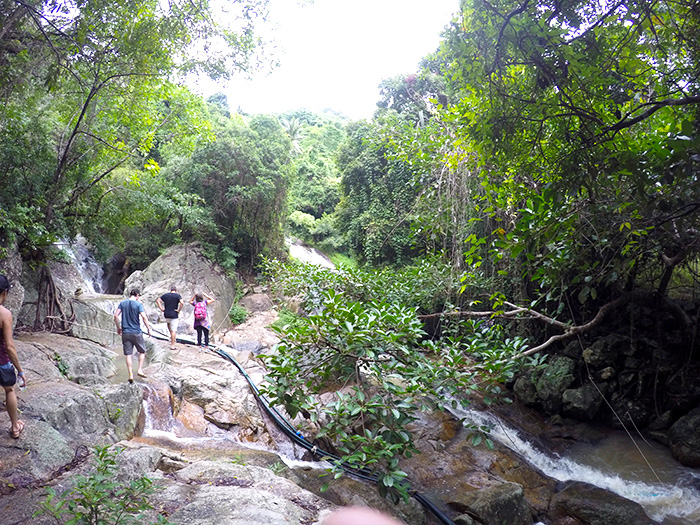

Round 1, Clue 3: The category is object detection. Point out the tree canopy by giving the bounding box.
[0,0,271,259]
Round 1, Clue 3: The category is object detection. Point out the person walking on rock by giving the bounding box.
[0,275,26,438]
[190,291,215,351]
[114,288,151,383]
[156,285,183,350]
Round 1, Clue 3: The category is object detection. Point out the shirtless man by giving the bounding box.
[0,275,26,438]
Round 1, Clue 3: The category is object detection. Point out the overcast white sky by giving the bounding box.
[190,0,460,120]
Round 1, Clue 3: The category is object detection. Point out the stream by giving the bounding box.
[80,239,700,523]
[453,406,700,524]
[130,355,700,524]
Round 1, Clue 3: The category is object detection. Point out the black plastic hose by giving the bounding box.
[147,329,456,525]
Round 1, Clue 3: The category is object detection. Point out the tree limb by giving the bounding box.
[603,95,700,133]
[419,291,665,359]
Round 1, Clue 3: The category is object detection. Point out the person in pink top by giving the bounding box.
[0,275,26,438]
[190,291,215,351]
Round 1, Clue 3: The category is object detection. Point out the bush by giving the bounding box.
[261,255,471,315]
[34,446,169,524]
[259,259,539,502]
[228,304,248,325]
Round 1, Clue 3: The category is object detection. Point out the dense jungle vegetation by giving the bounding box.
[2,0,699,500]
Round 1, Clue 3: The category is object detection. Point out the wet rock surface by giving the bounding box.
[1,247,681,525]
[124,243,237,336]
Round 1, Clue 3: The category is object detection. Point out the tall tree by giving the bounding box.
[175,113,292,268]
[336,122,418,266]
[414,0,700,327]
[0,0,270,257]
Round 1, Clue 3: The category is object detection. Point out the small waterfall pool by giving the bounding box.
[135,382,329,472]
[453,407,700,524]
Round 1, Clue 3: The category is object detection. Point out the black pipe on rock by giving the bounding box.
[146,330,456,525]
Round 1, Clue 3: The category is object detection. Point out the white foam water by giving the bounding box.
[451,406,700,524]
[59,235,104,293]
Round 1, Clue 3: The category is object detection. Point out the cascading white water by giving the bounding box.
[286,238,335,269]
[137,383,332,471]
[59,235,104,293]
[450,405,700,524]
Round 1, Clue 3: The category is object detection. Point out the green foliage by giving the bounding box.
[0,0,271,264]
[261,262,531,501]
[228,304,249,325]
[335,121,420,266]
[376,72,447,124]
[33,446,169,525]
[282,111,347,251]
[366,0,700,324]
[175,113,292,268]
[227,453,246,465]
[269,308,306,333]
[262,256,470,315]
[54,353,69,378]
[268,461,288,475]
[327,252,357,269]
[288,211,317,239]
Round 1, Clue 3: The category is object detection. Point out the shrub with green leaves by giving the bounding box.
[34,446,169,525]
[261,288,526,502]
[261,255,474,315]
[228,304,248,325]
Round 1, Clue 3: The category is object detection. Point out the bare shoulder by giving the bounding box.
[0,305,11,325]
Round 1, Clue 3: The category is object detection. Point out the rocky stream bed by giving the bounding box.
[0,243,698,524]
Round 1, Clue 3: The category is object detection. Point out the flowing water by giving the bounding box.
[133,350,700,523]
[287,238,335,268]
[60,235,105,293]
[75,238,699,522]
[134,381,331,473]
[452,406,700,524]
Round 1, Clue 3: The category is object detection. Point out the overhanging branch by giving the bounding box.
[418,291,654,359]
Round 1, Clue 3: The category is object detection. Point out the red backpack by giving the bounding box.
[194,301,207,321]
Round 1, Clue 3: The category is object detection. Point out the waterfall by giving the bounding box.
[138,384,220,445]
[286,238,335,269]
[137,383,331,471]
[450,405,700,524]
[60,235,104,293]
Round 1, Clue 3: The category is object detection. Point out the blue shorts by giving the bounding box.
[0,362,16,387]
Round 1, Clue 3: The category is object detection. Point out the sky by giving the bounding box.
[190,0,460,120]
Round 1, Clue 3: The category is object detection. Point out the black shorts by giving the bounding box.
[0,363,16,387]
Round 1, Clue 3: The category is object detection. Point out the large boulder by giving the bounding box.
[0,334,143,491]
[562,381,607,422]
[156,341,273,445]
[582,335,629,369]
[668,407,700,467]
[549,481,657,525]
[222,308,280,354]
[0,442,339,525]
[68,295,122,347]
[449,482,532,525]
[156,459,336,524]
[536,356,576,414]
[124,243,237,337]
